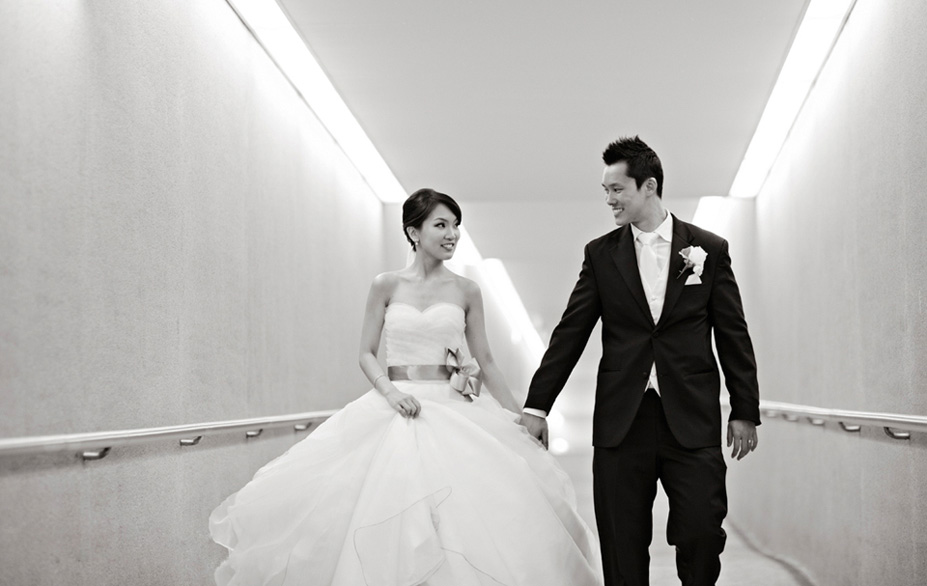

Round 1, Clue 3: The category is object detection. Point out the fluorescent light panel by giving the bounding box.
[480,259,546,362]
[729,0,855,198]
[691,196,735,236]
[227,0,407,203]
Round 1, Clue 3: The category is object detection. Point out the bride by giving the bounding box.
[209,188,603,585]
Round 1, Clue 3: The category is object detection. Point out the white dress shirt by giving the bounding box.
[523,212,673,419]
[630,212,673,395]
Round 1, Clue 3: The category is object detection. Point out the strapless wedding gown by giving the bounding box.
[209,302,602,585]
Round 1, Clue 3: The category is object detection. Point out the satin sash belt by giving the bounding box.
[387,365,451,382]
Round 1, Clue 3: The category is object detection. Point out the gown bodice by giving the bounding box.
[384,302,466,367]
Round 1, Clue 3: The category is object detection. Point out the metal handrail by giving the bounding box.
[760,400,927,440]
[3,398,922,460]
[0,409,338,460]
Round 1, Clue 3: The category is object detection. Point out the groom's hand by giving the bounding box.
[522,412,549,450]
[727,420,758,460]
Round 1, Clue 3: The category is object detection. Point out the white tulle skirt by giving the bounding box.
[209,382,603,586]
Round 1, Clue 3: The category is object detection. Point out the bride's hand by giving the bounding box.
[385,390,422,418]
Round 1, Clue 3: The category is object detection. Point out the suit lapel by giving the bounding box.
[657,215,694,328]
[608,226,654,325]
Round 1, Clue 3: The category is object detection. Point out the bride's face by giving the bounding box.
[412,203,460,260]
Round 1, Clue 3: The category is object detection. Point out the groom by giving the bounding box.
[522,136,760,586]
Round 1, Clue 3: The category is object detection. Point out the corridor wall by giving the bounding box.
[723,0,927,583]
[0,2,387,584]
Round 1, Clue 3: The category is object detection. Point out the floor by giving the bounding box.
[554,449,810,586]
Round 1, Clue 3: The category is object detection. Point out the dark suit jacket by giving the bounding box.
[525,215,760,449]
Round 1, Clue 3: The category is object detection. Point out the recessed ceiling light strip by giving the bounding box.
[225,0,407,203]
[729,0,857,198]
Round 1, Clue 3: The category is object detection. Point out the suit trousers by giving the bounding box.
[593,390,728,586]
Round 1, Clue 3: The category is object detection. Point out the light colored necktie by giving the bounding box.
[637,232,660,290]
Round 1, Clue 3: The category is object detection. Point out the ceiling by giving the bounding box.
[278,0,809,420]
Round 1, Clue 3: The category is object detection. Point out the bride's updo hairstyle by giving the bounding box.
[402,188,462,249]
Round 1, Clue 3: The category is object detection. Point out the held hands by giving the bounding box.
[522,412,549,450]
[384,389,422,418]
[727,420,758,460]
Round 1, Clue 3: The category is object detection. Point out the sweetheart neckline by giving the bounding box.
[386,301,466,314]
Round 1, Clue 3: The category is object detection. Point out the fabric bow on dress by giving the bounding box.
[445,348,482,400]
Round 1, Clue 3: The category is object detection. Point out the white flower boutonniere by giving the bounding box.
[678,245,708,279]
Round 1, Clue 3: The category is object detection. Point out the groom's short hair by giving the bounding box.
[602,136,664,197]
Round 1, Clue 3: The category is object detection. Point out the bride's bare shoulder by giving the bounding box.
[369,271,402,297]
[454,274,483,305]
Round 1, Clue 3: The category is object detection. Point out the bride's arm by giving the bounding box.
[359,274,421,417]
[463,280,523,415]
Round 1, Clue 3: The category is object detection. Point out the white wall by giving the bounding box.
[0,2,385,583]
[719,0,927,583]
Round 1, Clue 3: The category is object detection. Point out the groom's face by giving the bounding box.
[602,162,651,227]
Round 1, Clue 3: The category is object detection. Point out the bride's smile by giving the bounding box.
[408,202,460,260]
